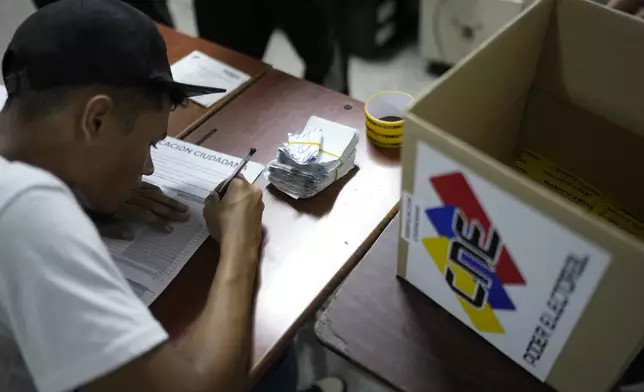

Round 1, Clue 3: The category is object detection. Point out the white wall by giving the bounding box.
[0,0,35,79]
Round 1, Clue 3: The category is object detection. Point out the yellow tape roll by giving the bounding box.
[364,91,413,148]
[365,113,404,137]
[366,126,402,148]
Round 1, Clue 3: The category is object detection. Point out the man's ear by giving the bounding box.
[81,94,113,141]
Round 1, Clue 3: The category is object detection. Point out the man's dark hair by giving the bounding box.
[2,85,184,130]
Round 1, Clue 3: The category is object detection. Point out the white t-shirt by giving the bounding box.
[0,157,168,392]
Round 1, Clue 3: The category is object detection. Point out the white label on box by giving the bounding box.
[400,190,417,243]
[403,141,611,380]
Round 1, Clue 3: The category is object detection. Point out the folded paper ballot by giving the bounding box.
[286,126,322,164]
[266,116,359,199]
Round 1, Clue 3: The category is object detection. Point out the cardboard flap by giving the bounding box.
[408,0,553,162]
[519,88,644,217]
[535,0,644,137]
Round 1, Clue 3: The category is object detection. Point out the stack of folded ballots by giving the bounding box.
[266,116,360,199]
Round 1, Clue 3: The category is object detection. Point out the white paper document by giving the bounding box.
[171,50,250,108]
[267,116,359,199]
[0,84,7,110]
[104,137,265,305]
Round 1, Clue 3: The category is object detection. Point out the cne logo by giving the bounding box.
[423,172,526,333]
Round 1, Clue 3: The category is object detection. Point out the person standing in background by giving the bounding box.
[193,0,350,94]
[32,0,175,26]
[33,0,349,94]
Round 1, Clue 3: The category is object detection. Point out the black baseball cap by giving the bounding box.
[1,0,226,104]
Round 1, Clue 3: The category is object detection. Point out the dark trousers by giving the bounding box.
[33,0,174,27]
[194,0,349,93]
[252,345,299,392]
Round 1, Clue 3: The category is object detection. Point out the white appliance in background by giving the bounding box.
[419,0,531,67]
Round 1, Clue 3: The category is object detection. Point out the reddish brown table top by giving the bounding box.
[315,215,554,392]
[149,70,402,382]
[158,25,270,139]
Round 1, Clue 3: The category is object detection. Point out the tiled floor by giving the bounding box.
[0,1,436,391]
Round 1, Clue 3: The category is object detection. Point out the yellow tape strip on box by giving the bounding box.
[514,149,644,240]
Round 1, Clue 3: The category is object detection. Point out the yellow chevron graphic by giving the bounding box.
[422,237,504,333]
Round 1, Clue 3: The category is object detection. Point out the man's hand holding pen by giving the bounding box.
[203,176,265,260]
[204,147,263,251]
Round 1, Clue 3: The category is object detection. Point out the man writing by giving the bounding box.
[0,0,268,391]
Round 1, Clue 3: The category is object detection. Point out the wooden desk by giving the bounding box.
[315,215,554,392]
[150,70,402,382]
[158,25,270,139]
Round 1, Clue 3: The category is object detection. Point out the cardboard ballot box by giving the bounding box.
[397,0,644,391]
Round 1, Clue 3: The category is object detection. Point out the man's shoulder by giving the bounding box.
[0,158,72,212]
[0,157,88,247]
[0,157,110,275]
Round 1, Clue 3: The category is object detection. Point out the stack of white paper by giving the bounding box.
[266,116,359,199]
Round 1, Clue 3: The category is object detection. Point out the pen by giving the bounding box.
[214,147,257,199]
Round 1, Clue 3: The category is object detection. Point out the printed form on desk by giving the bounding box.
[104,137,265,305]
[171,50,250,108]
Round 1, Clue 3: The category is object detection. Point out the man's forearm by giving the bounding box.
[175,243,259,391]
